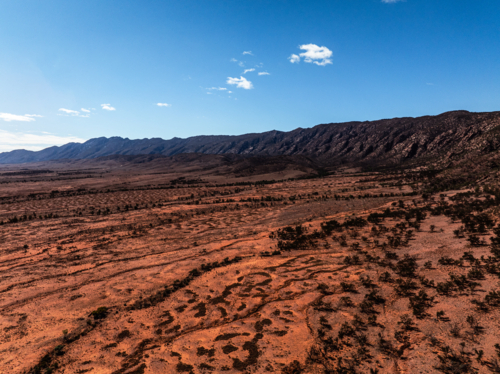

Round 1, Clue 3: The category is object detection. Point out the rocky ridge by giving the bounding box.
[1,110,500,167]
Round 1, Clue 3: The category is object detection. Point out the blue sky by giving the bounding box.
[1,0,499,151]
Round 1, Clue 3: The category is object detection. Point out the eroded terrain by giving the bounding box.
[2,159,500,374]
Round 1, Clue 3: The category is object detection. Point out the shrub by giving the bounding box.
[396,255,418,278]
[398,314,417,331]
[467,268,484,280]
[339,296,354,307]
[340,282,357,293]
[360,276,377,289]
[338,322,356,339]
[394,278,418,296]
[54,344,65,356]
[485,290,500,307]
[359,300,377,314]
[438,256,457,266]
[90,307,108,320]
[409,290,435,318]
[365,290,385,305]
[435,346,476,373]
[379,271,393,283]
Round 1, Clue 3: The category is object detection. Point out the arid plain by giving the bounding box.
[2,155,500,374]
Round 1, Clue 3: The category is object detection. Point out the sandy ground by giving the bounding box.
[1,161,499,374]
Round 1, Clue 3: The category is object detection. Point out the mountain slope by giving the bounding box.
[1,110,500,166]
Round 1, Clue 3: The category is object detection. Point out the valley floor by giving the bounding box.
[1,162,500,374]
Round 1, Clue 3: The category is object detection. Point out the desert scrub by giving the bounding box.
[90,306,108,320]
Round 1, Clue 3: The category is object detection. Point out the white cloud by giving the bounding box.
[59,108,80,115]
[243,68,255,74]
[207,87,227,91]
[58,108,91,118]
[381,0,404,3]
[230,58,238,62]
[0,113,37,122]
[25,114,43,118]
[258,72,270,76]
[243,51,253,55]
[289,44,333,66]
[299,44,333,66]
[157,103,172,107]
[226,76,253,90]
[288,54,300,64]
[101,103,116,111]
[0,130,86,152]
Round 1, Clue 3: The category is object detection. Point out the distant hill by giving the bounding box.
[1,110,500,167]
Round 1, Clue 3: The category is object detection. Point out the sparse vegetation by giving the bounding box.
[6,152,500,374]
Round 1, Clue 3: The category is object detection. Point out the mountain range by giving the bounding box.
[1,110,500,168]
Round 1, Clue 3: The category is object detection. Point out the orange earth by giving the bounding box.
[1,157,500,374]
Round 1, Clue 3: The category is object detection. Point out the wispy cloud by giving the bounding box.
[58,108,91,118]
[381,0,404,3]
[243,51,253,55]
[207,87,227,91]
[0,113,39,122]
[289,44,333,66]
[101,103,116,111]
[226,76,253,90]
[243,68,255,74]
[0,130,86,152]
[59,108,80,115]
[230,58,245,67]
[157,103,172,107]
[288,54,300,64]
[258,72,270,76]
